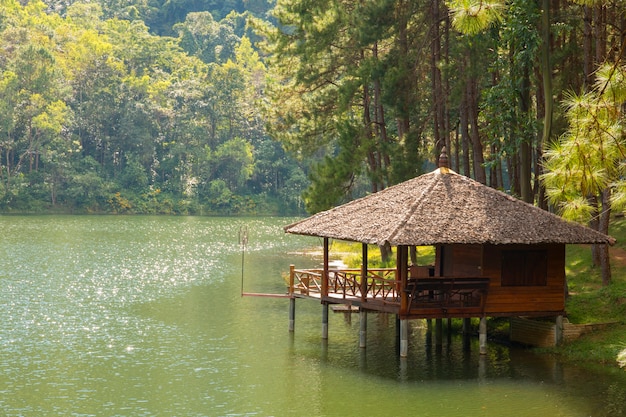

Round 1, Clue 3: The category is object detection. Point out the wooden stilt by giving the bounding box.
[463,317,471,351]
[322,303,329,339]
[400,319,409,357]
[479,317,487,355]
[555,315,563,346]
[463,317,471,334]
[289,297,296,332]
[425,320,432,349]
[478,354,487,380]
[435,318,443,347]
[359,310,367,348]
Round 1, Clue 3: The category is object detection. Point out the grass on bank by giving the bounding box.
[327,218,626,368]
[555,216,626,366]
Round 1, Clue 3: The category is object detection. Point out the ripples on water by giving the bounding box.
[0,216,624,416]
[0,216,307,415]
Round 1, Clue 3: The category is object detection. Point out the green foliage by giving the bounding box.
[260,0,432,211]
[174,11,240,63]
[543,64,626,222]
[446,0,505,35]
[0,0,306,215]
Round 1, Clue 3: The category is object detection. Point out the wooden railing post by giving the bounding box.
[288,264,295,296]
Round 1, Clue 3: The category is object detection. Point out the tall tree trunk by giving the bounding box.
[453,120,460,173]
[519,62,532,203]
[508,155,520,197]
[467,76,486,184]
[594,4,606,65]
[443,11,451,160]
[489,143,499,189]
[537,0,553,210]
[362,64,379,194]
[460,90,471,177]
[394,1,411,170]
[373,45,391,182]
[583,6,593,89]
[430,0,446,154]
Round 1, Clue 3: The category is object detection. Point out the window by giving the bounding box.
[501,250,548,286]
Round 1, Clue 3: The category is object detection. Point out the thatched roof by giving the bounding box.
[285,167,615,246]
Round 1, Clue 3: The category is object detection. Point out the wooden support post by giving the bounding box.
[360,244,368,302]
[424,318,432,348]
[555,315,563,346]
[463,317,471,334]
[463,317,471,351]
[435,318,443,347]
[398,245,409,315]
[288,264,295,296]
[322,238,329,298]
[478,354,486,380]
[400,319,409,357]
[479,317,487,355]
[322,302,329,339]
[289,297,295,332]
[359,310,367,348]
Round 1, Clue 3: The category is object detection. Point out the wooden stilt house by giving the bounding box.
[283,151,615,356]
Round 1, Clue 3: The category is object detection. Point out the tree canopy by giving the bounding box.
[0,0,307,215]
[3,0,626,257]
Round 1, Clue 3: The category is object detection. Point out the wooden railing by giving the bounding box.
[366,269,398,300]
[290,268,323,296]
[288,266,399,302]
[288,266,490,314]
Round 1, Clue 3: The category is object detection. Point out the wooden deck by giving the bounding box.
[288,266,490,319]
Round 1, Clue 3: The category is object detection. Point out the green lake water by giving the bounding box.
[0,215,625,416]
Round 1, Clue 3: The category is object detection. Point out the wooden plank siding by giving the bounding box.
[435,243,566,317]
[480,243,566,316]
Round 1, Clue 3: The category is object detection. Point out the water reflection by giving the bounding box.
[292,306,626,417]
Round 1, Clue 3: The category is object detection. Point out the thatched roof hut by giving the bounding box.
[282,155,615,355]
[285,166,615,247]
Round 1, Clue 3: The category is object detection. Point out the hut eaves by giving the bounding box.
[284,168,615,247]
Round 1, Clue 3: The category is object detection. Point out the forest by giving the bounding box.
[2,0,626,234]
[0,0,307,215]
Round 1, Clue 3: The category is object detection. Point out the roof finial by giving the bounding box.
[438,146,449,172]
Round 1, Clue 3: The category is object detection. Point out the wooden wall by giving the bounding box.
[438,243,566,317]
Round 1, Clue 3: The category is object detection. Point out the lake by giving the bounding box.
[0,215,624,416]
